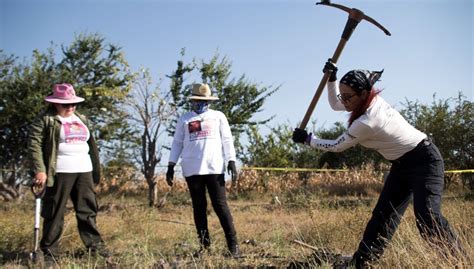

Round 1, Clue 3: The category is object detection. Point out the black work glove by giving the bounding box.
[166,164,174,187]
[292,128,309,144]
[227,161,237,182]
[323,58,338,82]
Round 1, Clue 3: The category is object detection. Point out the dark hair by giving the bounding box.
[340,69,384,126]
[348,88,381,126]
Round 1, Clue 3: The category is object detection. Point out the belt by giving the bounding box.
[390,138,431,164]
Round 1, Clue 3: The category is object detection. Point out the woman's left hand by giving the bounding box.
[34,172,47,187]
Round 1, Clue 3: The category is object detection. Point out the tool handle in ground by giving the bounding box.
[33,227,40,252]
[31,191,43,263]
[34,198,41,228]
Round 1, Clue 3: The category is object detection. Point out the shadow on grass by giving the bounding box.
[0,249,31,267]
[288,248,352,269]
[0,248,121,268]
[319,197,374,209]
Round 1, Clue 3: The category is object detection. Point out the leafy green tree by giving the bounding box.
[57,33,134,154]
[400,93,473,170]
[166,49,195,139]
[242,124,297,168]
[0,49,59,188]
[167,51,279,158]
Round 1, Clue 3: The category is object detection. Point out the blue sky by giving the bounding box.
[1,0,473,132]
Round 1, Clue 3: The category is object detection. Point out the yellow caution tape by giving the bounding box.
[3,167,471,173]
[445,169,474,174]
[241,166,474,174]
[241,167,348,172]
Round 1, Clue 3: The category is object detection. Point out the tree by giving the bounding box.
[400,93,473,171]
[57,33,134,156]
[0,49,59,193]
[0,52,28,200]
[167,51,279,158]
[241,124,297,168]
[126,69,176,207]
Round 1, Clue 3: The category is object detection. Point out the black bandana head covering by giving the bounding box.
[340,69,384,92]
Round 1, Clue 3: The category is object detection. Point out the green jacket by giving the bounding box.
[28,110,101,187]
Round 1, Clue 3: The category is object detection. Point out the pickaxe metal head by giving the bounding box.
[316,1,391,38]
[298,1,391,130]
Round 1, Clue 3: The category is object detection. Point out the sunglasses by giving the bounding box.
[337,93,358,102]
[60,103,78,108]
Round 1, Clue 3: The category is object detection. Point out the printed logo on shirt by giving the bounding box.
[63,122,88,143]
[188,119,216,141]
[188,120,202,133]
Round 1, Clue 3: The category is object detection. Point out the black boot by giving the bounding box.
[226,244,242,259]
[225,232,241,258]
[88,243,111,258]
[351,250,374,269]
[198,229,211,248]
[42,250,58,268]
[193,230,211,258]
[193,245,210,258]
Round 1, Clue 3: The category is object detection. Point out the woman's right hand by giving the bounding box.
[292,128,309,144]
[34,172,47,187]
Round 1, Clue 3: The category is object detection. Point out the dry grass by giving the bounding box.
[236,164,385,196]
[0,167,472,268]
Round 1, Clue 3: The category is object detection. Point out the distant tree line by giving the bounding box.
[1,33,472,201]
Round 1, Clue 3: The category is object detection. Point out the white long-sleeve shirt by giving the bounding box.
[308,82,426,160]
[168,109,236,177]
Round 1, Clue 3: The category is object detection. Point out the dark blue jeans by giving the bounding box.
[186,174,238,250]
[353,140,460,266]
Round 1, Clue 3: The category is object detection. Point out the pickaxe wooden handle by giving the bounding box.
[298,1,391,130]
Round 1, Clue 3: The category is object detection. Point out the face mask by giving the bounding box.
[192,101,209,114]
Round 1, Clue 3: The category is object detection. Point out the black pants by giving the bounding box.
[354,140,461,266]
[40,172,103,255]
[186,174,237,250]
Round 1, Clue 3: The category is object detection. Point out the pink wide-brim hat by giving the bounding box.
[44,83,85,104]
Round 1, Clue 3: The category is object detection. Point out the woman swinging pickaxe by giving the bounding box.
[298,0,391,130]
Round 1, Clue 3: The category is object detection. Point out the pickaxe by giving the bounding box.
[299,0,391,130]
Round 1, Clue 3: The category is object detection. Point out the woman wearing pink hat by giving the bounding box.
[28,83,109,263]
